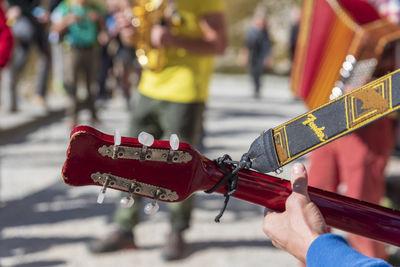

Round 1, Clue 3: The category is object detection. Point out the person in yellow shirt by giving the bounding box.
[88,0,227,261]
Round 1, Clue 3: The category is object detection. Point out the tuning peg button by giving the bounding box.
[112,129,122,159]
[169,134,179,150]
[120,183,139,208]
[97,177,111,204]
[138,132,154,147]
[138,132,154,161]
[120,196,135,208]
[114,129,121,146]
[97,191,106,204]
[144,202,159,215]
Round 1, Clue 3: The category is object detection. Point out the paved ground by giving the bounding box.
[0,74,399,267]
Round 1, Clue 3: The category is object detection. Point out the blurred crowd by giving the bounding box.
[0,0,141,128]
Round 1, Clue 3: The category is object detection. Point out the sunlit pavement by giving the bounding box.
[0,74,398,267]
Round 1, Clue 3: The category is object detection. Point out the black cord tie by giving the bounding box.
[205,154,251,223]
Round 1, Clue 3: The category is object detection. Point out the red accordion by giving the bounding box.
[291,0,400,109]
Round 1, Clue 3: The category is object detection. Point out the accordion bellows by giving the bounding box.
[291,0,400,109]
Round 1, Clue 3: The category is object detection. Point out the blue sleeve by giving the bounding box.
[306,234,391,267]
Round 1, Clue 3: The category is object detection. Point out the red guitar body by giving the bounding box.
[62,126,400,247]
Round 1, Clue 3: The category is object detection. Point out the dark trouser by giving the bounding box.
[63,45,98,122]
[114,93,205,233]
[97,45,113,99]
[249,61,263,97]
[1,20,50,111]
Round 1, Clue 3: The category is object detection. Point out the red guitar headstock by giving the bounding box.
[62,126,214,205]
[62,127,400,246]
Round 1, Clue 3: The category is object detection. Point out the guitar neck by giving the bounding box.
[204,161,400,247]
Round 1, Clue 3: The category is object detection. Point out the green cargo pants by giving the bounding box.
[114,93,205,233]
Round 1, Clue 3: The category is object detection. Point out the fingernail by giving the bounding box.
[293,163,304,175]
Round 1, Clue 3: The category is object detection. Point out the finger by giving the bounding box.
[290,163,309,198]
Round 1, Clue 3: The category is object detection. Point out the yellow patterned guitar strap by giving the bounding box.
[246,69,400,173]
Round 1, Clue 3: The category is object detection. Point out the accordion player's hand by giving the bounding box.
[115,11,136,47]
[151,24,171,48]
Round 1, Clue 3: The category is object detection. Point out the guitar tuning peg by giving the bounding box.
[144,189,163,215]
[120,195,135,208]
[169,134,179,151]
[112,129,121,159]
[138,132,154,161]
[119,183,139,208]
[138,132,154,147]
[97,191,106,204]
[167,134,180,163]
[97,177,111,204]
[114,129,121,146]
[144,201,159,215]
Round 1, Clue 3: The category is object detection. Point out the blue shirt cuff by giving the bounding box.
[306,233,390,267]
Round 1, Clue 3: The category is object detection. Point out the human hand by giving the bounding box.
[87,10,99,22]
[263,163,327,263]
[264,56,273,69]
[151,24,171,48]
[114,11,135,46]
[97,31,110,45]
[6,6,21,22]
[65,13,81,25]
[32,7,50,24]
[36,11,50,24]
[115,10,133,31]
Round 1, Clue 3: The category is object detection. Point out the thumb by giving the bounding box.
[290,163,309,199]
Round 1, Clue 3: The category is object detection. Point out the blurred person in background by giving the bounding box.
[97,0,140,110]
[49,0,63,13]
[48,0,65,93]
[246,11,271,99]
[289,6,301,63]
[50,0,103,129]
[88,0,227,261]
[1,0,51,112]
